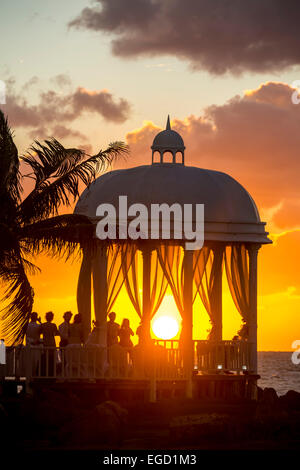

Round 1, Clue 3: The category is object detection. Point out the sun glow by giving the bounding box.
[152,315,180,340]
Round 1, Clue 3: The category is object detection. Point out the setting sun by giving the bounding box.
[152,315,180,340]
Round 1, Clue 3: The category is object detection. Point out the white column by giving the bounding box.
[141,247,152,344]
[92,245,108,348]
[77,247,92,341]
[210,246,223,341]
[247,244,260,374]
[183,249,194,399]
[141,247,156,402]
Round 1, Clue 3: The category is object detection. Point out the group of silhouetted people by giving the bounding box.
[107,312,136,351]
[26,310,139,351]
[25,310,144,377]
[26,311,84,348]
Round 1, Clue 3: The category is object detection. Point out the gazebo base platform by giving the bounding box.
[3,374,259,404]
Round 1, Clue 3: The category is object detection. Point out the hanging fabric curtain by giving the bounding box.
[224,244,250,325]
[92,242,136,322]
[193,246,211,305]
[122,246,168,319]
[106,242,136,313]
[193,246,224,338]
[157,244,212,320]
[157,244,185,317]
[92,242,137,349]
[193,246,214,334]
[149,248,169,319]
[121,244,141,318]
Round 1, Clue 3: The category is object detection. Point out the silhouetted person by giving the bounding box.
[41,311,59,376]
[26,312,42,346]
[119,319,134,350]
[65,314,84,377]
[69,313,84,345]
[59,311,73,347]
[41,311,59,347]
[107,312,120,347]
[25,312,42,377]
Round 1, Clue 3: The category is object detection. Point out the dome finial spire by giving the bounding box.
[166,115,171,130]
[151,115,185,165]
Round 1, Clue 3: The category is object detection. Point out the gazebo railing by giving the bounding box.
[154,339,253,373]
[3,346,108,380]
[1,340,253,382]
[195,340,252,372]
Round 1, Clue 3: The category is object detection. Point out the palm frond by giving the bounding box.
[21,139,85,186]
[19,140,129,224]
[19,214,97,262]
[21,258,41,276]
[0,259,34,345]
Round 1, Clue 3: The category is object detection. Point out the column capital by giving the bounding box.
[246,242,261,255]
[139,242,156,255]
[211,243,224,254]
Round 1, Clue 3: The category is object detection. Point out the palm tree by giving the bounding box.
[0,110,128,344]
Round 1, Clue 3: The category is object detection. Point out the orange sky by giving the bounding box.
[19,84,300,352]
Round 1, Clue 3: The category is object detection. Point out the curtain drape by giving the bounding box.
[193,246,211,306]
[157,244,212,319]
[149,249,169,319]
[193,246,224,338]
[121,245,141,318]
[106,243,135,313]
[224,244,250,325]
[92,243,136,323]
[157,244,185,317]
[91,242,137,349]
[121,246,168,320]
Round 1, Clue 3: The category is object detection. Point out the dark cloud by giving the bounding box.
[72,87,130,122]
[1,76,131,140]
[70,0,300,75]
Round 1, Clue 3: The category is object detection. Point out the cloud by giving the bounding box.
[72,87,130,123]
[1,76,131,141]
[69,0,300,75]
[21,76,40,91]
[27,125,87,141]
[271,201,300,229]
[124,81,300,230]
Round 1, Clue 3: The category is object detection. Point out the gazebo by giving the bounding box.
[74,117,271,398]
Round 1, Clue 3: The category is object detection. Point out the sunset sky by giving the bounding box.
[1,0,300,350]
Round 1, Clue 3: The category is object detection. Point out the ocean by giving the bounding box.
[258,351,300,396]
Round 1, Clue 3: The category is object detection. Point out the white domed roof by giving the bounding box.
[151,115,185,151]
[75,164,270,244]
[152,129,185,150]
